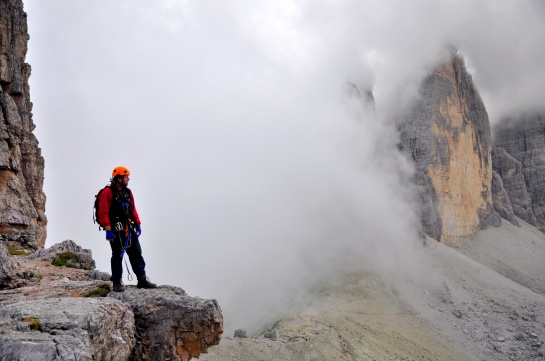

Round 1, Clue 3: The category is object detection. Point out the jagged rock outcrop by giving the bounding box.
[32,239,96,270]
[110,287,223,361]
[399,51,500,243]
[0,0,46,248]
[0,241,224,361]
[493,114,545,231]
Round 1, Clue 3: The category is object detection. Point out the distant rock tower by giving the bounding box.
[399,51,500,243]
[0,0,47,248]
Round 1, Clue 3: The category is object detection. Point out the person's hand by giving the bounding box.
[135,225,142,236]
[106,230,115,241]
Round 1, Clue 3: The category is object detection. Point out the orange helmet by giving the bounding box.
[112,166,130,177]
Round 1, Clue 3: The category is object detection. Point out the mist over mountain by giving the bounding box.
[2,1,545,360]
[19,1,545,335]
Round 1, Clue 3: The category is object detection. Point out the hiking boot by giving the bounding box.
[112,280,125,292]
[137,275,157,289]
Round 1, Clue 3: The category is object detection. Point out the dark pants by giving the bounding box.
[110,229,146,281]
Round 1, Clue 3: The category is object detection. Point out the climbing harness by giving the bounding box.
[115,221,133,281]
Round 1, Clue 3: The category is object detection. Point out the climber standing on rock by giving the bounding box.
[95,166,157,292]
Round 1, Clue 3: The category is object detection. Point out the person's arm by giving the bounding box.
[129,190,141,225]
[97,187,112,230]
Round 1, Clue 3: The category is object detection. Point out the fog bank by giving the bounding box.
[24,0,545,333]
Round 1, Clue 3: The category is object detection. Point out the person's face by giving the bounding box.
[123,175,130,186]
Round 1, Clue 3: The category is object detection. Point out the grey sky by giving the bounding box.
[23,0,545,333]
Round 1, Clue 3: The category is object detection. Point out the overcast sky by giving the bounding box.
[23,0,545,334]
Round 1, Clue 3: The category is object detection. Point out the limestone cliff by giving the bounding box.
[0,0,46,248]
[493,114,545,231]
[399,52,500,243]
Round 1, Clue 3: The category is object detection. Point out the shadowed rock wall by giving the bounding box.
[493,114,545,232]
[0,0,46,248]
[399,52,500,243]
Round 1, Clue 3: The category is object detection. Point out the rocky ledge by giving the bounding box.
[0,240,223,361]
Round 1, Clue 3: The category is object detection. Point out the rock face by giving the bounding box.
[0,241,224,361]
[0,242,20,288]
[399,52,500,243]
[493,114,545,231]
[110,287,223,361]
[0,298,135,361]
[491,170,519,227]
[0,0,46,248]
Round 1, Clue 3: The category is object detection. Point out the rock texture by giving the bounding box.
[0,298,135,361]
[111,287,223,361]
[399,51,500,242]
[493,114,545,231]
[0,0,46,248]
[32,239,96,270]
[0,241,224,361]
[491,170,519,227]
[0,242,20,288]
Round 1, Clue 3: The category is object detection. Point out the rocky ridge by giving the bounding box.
[0,240,223,361]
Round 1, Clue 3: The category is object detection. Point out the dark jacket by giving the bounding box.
[97,186,141,230]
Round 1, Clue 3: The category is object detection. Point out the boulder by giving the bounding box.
[0,243,20,288]
[32,239,96,270]
[234,329,247,338]
[110,286,223,361]
[264,328,279,340]
[86,269,112,281]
